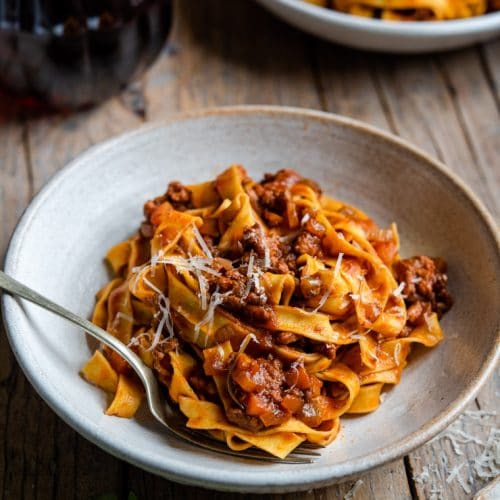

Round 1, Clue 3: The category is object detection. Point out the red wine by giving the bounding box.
[0,0,172,109]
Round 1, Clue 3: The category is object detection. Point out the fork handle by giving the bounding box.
[0,270,151,386]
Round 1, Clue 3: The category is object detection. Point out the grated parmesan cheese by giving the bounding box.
[333,252,344,280]
[392,281,406,298]
[415,410,500,495]
[343,479,364,499]
[394,343,401,366]
[194,289,231,337]
[471,428,500,480]
[279,230,300,243]
[301,213,311,225]
[143,276,163,296]
[311,253,344,314]
[150,249,164,276]
[192,223,213,259]
[158,255,221,277]
[142,277,174,351]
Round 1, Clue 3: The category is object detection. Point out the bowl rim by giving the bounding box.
[256,0,500,35]
[2,105,499,493]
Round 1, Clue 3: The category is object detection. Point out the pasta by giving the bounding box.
[304,0,499,21]
[82,166,453,458]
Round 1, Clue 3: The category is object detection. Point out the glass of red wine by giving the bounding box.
[0,0,173,110]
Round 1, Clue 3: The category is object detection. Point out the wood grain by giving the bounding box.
[0,111,31,500]
[0,0,498,498]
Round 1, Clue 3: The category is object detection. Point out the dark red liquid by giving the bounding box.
[0,0,172,109]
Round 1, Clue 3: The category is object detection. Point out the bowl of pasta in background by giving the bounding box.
[2,106,499,492]
[256,0,500,52]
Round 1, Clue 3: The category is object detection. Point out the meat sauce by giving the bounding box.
[144,169,452,430]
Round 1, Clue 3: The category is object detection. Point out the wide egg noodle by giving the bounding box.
[82,165,448,458]
[305,0,488,20]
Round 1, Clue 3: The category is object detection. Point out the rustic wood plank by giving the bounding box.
[367,51,499,500]
[144,0,320,119]
[314,43,499,500]
[0,107,32,500]
[0,99,143,500]
[127,460,410,500]
[481,39,500,104]
[27,99,142,190]
[2,0,497,497]
[437,48,500,215]
[312,44,392,132]
[373,53,498,214]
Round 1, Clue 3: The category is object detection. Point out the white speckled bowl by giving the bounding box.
[2,107,499,493]
[256,0,500,53]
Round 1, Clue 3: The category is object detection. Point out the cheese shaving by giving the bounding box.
[301,213,311,225]
[392,282,406,298]
[194,289,231,336]
[196,268,209,311]
[471,428,500,480]
[158,255,221,276]
[257,225,271,269]
[192,223,213,259]
[143,276,163,296]
[126,332,149,348]
[394,343,401,366]
[343,479,363,499]
[311,253,343,314]
[416,410,500,495]
[143,277,174,351]
[150,249,163,276]
[279,230,300,243]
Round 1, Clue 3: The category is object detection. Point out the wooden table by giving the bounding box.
[1,1,498,498]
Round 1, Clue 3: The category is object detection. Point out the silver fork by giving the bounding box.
[0,270,320,464]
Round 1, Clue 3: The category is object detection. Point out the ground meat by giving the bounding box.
[143,200,159,221]
[188,368,218,402]
[202,235,220,257]
[313,343,337,360]
[228,353,328,428]
[303,216,326,238]
[165,181,192,209]
[250,170,320,228]
[225,407,264,432]
[267,233,297,274]
[237,304,276,326]
[276,331,301,344]
[152,338,178,387]
[242,224,267,258]
[242,224,297,274]
[231,354,288,427]
[294,231,324,258]
[139,221,155,239]
[205,261,276,326]
[395,256,453,323]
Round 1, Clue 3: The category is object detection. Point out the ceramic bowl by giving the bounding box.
[2,106,499,493]
[256,0,500,53]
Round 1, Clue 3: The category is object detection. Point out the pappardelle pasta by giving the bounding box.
[304,0,499,21]
[82,166,452,458]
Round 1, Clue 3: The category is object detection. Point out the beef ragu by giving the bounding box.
[82,165,452,458]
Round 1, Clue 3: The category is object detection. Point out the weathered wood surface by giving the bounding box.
[0,0,498,498]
